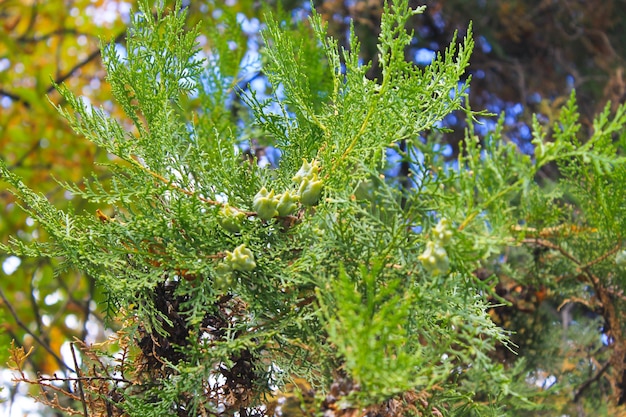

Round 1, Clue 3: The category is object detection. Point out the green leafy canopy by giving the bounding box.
[2,0,626,415]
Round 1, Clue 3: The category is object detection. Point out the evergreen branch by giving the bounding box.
[128,157,222,206]
[337,87,384,169]
[126,156,298,224]
[459,177,525,231]
[581,242,622,269]
[247,295,317,333]
[521,230,626,403]
[521,237,582,267]
[511,224,599,238]
[521,236,620,279]
[8,0,626,412]
[588,273,625,402]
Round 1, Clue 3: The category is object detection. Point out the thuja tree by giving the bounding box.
[3,0,626,415]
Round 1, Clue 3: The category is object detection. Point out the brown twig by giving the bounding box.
[71,343,89,417]
[17,373,133,385]
[581,242,622,270]
[0,286,75,373]
[521,237,581,265]
[0,89,23,102]
[573,360,610,402]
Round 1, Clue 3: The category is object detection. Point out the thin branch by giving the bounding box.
[0,89,23,102]
[128,157,257,215]
[70,343,89,417]
[520,233,626,395]
[573,360,610,402]
[80,277,96,341]
[0,30,126,107]
[33,374,132,385]
[7,139,45,170]
[581,242,622,269]
[129,157,222,206]
[247,295,316,333]
[29,268,45,340]
[521,237,581,265]
[22,1,39,41]
[0,285,75,373]
[47,30,127,95]
[16,28,88,43]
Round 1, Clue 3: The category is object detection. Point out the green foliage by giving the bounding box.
[3,0,626,415]
[322,261,419,399]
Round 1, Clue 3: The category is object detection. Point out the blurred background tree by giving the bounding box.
[0,1,128,413]
[1,0,626,415]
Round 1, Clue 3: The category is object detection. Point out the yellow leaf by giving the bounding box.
[7,340,34,373]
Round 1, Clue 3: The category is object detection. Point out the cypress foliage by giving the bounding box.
[3,0,626,415]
